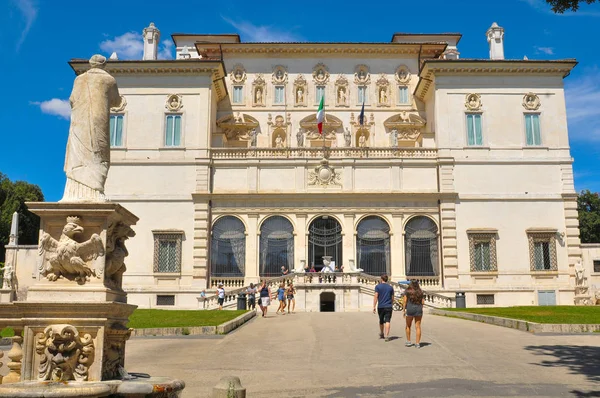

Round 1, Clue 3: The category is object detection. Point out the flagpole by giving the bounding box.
[322,95,326,150]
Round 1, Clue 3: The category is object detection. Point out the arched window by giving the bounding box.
[356,216,391,276]
[260,216,294,277]
[308,217,343,271]
[405,216,438,277]
[211,216,246,277]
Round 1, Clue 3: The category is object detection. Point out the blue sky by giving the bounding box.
[1,0,599,201]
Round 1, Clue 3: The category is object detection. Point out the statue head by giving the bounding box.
[89,54,107,69]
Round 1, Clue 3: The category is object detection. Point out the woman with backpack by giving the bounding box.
[402,280,425,348]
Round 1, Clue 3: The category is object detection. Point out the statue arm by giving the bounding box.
[108,82,121,109]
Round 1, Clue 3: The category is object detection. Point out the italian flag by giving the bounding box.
[316,96,325,134]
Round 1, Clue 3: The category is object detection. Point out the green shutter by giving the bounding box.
[532,114,541,145]
[525,114,534,145]
[466,114,475,145]
[165,115,174,146]
[173,115,181,146]
[115,115,123,146]
[474,114,483,145]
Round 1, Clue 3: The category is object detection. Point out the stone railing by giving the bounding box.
[210,277,245,289]
[211,147,438,160]
[201,275,295,310]
[409,276,441,288]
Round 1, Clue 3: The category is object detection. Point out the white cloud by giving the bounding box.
[13,0,38,50]
[565,68,600,141]
[31,98,70,120]
[222,17,302,42]
[535,46,554,55]
[99,32,174,60]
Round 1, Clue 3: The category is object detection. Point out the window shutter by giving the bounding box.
[532,114,541,145]
[115,115,123,146]
[474,114,482,145]
[165,115,174,146]
[525,114,534,145]
[173,115,181,146]
[466,115,475,145]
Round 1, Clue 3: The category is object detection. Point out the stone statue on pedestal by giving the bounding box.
[62,55,121,202]
[344,128,352,147]
[296,128,304,147]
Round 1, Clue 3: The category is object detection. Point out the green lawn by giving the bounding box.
[127,309,248,329]
[445,306,600,324]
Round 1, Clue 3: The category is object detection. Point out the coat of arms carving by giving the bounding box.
[308,158,342,187]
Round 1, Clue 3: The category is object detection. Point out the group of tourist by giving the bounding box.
[245,281,296,317]
[374,275,424,347]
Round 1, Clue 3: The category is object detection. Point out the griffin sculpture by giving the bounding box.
[39,216,104,282]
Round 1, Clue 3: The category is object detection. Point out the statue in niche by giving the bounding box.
[390,129,399,147]
[297,128,304,147]
[359,133,367,148]
[255,88,263,104]
[338,87,346,105]
[297,87,304,103]
[575,259,585,287]
[275,135,284,148]
[249,128,258,147]
[170,96,179,109]
[275,69,284,81]
[62,54,121,202]
[379,89,387,104]
[344,128,352,147]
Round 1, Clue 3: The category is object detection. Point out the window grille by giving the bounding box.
[525,114,541,146]
[476,294,494,305]
[594,260,600,273]
[308,217,343,271]
[260,216,294,277]
[165,114,182,146]
[156,295,175,306]
[527,231,557,271]
[110,114,124,147]
[356,216,391,276]
[398,86,409,104]
[211,216,246,277]
[153,231,183,273]
[466,113,483,146]
[468,231,497,272]
[405,217,438,277]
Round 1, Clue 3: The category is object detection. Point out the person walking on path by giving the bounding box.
[246,283,257,311]
[276,283,287,315]
[286,282,296,314]
[258,281,271,318]
[403,280,425,348]
[373,274,394,342]
[216,284,225,310]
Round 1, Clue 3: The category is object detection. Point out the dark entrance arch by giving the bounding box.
[320,292,335,312]
[308,216,343,271]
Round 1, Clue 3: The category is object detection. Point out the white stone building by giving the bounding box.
[64,22,585,310]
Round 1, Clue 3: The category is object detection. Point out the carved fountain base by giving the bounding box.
[0,202,184,397]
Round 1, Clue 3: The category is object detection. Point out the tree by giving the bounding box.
[0,173,44,263]
[577,190,600,244]
[546,0,598,13]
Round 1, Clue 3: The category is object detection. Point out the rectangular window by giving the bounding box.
[358,86,367,104]
[538,290,556,306]
[109,114,124,147]
[232,86,243,103]
[398,86,409,104]
[594,260,600,273]
[525,114,541,146]
[153,232,183,273]
[466,114,483,146]
[533,241,551,270]
[474,242,491,271]
[527,231,557,272]
[316,86,325,102]
[476,294,495,305]
[468,231,497,272]
[274,86,285,104]
[165,114,182,147]
[156,295,175,306]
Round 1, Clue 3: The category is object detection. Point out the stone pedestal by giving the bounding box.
[574,286,591,306]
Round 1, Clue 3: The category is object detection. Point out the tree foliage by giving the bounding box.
[577,190,600,244]
[546,0,598,12]
[0,173,44,263]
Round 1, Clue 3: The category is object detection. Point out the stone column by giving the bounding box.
[295,214,307,272]
[343,214,355,271]
[390,213,404,280]
[245,214,260,285]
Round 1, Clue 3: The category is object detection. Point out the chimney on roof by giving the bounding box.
[486,22,505,60]
[143,22,160,60]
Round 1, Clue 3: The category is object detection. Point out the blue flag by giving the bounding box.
[358,102,365,125]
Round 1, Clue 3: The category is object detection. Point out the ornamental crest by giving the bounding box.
[230,64,246,83]
[523,93,541,110]
[395,65,411,83]
[354,64,370,84]
[272,65,288,84]
[308,158,342,187]
[312,63,330,84]
[465,93,482,111]
[166,94,183,112]
[110,95,127,113]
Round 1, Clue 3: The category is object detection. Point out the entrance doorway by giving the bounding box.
[308,216,343,271]
[320,292,335,312]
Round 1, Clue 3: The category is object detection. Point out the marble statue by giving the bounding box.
[275,135,284,148]
[338,87,346,105]
[344,128,352,147]
[380,89,387,104]
[255,88,262,104]
[297,87,304,103]
[391,129,399,147]
[62,55,121,202]
[2,262,13,289]
[249,128,258,147]
[359,133,367,148]
[296,128,304,147]
[575,259,585,287]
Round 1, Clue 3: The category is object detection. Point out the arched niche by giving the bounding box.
[300,114,343,147]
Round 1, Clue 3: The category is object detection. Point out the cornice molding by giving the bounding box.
[216,43,445,56]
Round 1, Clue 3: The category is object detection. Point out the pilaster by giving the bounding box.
[390,213,404,280]
[343,214,355,272]
[245,214,260,284]
[438,157,458,288]
[295,214,307,272]
[193,201,210,288]
[563,193,582,287]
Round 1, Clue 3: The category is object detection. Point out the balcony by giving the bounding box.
[211,147,438,160]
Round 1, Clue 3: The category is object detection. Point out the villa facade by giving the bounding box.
[62,22,585,310]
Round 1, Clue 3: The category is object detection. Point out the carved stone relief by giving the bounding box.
[349,111,375,147]
[216,113,260,145]
[38,216,105,282]
[523,93,541,110]
[312,63,330,85]
[301,113,341,141]
[308,158,342,187]
[36,324,95,382]
[267,114,291,148]
[465,93,482,111]
[395,65,411,84]
[272,65,288,84]
[230,64,247,84]
[102,323,132,380]
[252,74,266,107]
[110,95,127,113]
[165,94,183,112]
[294,74,307,107]
[354,64,371,84]
[335,75,349,107]
[376,74,390,107]
[104,221,135,290]
[383,112,427,147]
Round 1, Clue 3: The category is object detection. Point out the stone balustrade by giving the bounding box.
[211,147,438,160]
[210,277,245,289]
